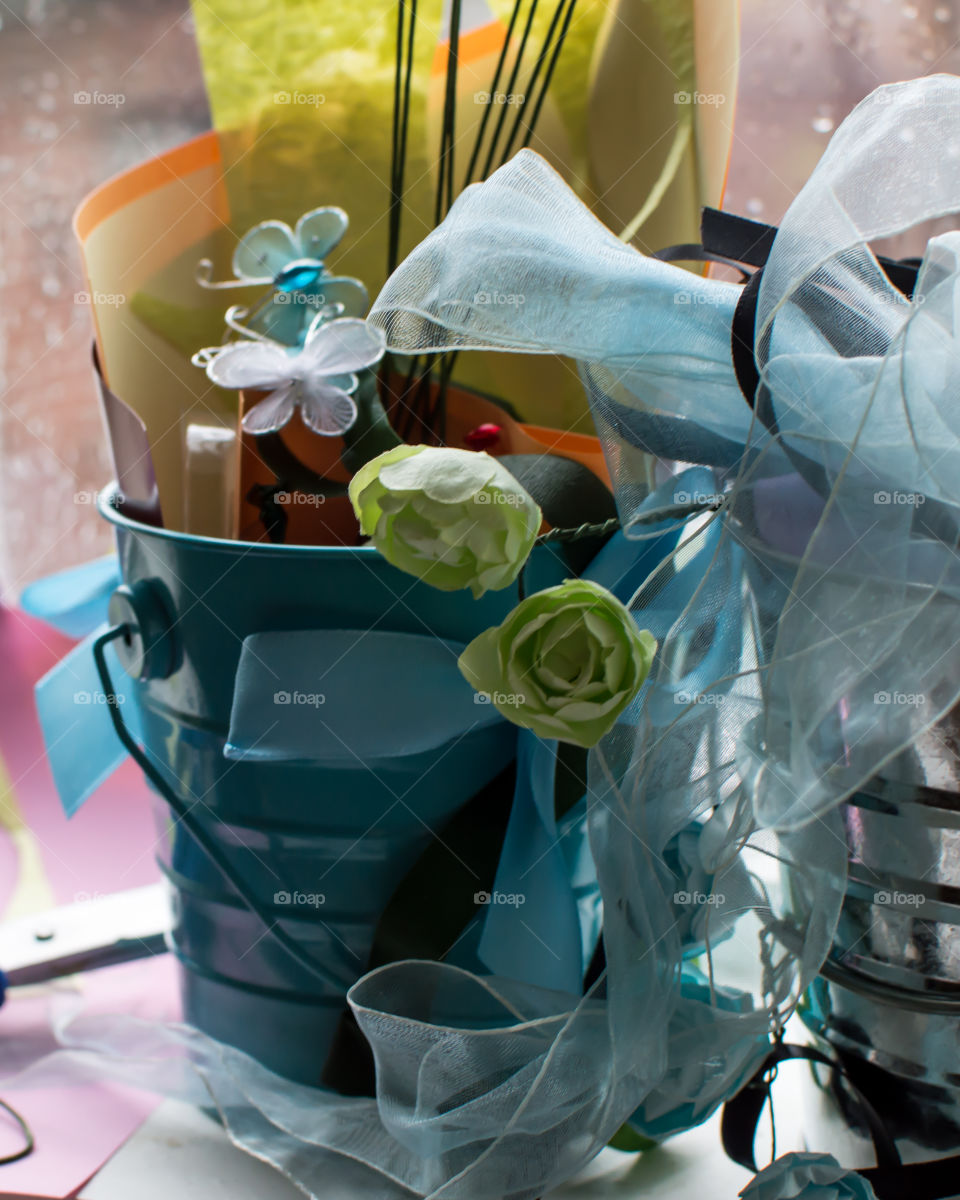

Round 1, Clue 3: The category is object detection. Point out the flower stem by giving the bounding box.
[536,497,723,545]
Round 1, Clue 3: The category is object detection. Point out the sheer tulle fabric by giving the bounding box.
[7,77,960,1200]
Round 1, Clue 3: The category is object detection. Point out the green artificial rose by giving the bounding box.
[348,445,542,598]
[458,579,657,747]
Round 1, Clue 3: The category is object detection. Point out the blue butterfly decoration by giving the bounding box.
[197,207,369,348]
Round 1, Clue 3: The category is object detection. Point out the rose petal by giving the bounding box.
[381,447,499,503]
[458,628,502,696]
[348,445,422,536]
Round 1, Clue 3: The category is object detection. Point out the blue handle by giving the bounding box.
[92,625,351,992]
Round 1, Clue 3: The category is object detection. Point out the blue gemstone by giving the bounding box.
[274,258,323,293]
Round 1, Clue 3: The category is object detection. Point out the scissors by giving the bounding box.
[0,883,169,1004]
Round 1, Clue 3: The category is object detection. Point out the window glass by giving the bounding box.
[0,0,208,596]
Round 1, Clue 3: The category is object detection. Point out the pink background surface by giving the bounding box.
[0,605,179,1197]
[0,606,161,907]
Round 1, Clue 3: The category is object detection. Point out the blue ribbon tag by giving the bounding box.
[34,624,142,817]
[476,492,702,996]
[225,628,504,765]
[20,556,119,638]
[477,733,585,994]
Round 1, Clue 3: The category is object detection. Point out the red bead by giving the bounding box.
[464,422,502,450]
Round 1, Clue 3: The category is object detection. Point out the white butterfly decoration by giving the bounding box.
[204,318,386,437]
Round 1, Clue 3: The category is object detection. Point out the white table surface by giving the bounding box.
[81,1098,755,1200]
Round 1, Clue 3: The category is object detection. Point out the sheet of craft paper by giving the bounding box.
[0,604,177,1197]
[73,135,242,533]
[0,956,179,1199]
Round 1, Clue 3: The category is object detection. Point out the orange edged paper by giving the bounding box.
[74,132,250,535]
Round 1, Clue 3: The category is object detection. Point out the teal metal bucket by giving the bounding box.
[95,486,562,1085]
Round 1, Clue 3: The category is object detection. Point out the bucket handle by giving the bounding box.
[92,625,353,992]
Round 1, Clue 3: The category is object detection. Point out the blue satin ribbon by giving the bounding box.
[477,473,702,994]
[34,623,142,817]
[476,733,582,993]
[20,556,119,638]
[225,629,506,765]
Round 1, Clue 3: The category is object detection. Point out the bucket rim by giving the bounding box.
[97,483,378,558]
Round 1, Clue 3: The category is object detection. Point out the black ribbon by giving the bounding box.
[655,210,929,505]
[695,208,921,411]
[722,1038,960,1199]
[657,209,922,414]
